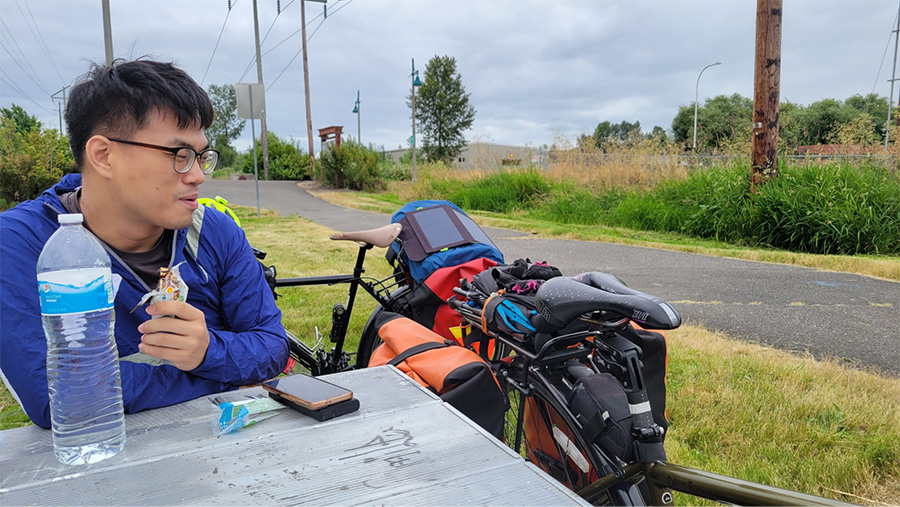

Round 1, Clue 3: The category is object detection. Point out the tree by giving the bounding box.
[582,120,643,151]
[1,104,42,135]
[412,55,476,163]
[798,98,854,146]
[672,93,752,151]
[206,84,245,167]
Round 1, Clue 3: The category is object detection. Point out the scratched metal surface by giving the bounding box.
[0,366,589,506]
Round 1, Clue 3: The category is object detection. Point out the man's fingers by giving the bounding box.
[145,300,203,320]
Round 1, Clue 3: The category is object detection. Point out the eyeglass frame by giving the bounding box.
[106,137,220,174]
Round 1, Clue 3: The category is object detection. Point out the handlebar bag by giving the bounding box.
[368,311,506,439]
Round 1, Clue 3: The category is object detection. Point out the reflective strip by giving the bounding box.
[120,352,173,367]
[629,401,652,415]
[185,206,209,283]
[186,205,204,261]
[552,426,590,473]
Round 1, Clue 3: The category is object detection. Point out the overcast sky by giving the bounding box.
[1,0,898,153]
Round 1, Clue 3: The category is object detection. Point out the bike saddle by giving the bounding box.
[330,223,402,248]
[531,273,681,332]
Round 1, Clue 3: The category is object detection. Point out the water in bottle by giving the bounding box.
[36,213,126,465]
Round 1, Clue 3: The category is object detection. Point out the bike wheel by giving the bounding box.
[506,365,648,506]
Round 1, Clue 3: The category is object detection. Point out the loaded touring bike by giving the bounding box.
[242,200,850,507]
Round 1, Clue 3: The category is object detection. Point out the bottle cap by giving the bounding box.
[57,213,84,224]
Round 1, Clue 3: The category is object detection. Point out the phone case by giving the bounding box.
[269,393,360,421]
[262,374,353,410]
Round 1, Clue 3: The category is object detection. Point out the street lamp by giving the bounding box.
[693,61,721,151]
[352,90,360,145]
[411,58,422,182]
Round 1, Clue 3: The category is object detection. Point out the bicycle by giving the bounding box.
[444,271,680,506]
[255,222,412,376]
[256,214,850,507]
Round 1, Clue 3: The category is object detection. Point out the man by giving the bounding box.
[0,59,289,429]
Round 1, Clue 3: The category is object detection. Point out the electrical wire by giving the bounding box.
[268,0,353,91]
[201,0,238,86]
[0,68,55,114]
[17,0,65,85]
[871,6,899,96]
[0,18,51,96]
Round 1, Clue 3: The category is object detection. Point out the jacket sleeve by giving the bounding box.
[187,211,290,385]
[0,221,54,428]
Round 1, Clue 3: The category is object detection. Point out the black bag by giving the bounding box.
[567,373,635,462]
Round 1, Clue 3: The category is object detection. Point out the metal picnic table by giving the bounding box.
[0,365,589,506]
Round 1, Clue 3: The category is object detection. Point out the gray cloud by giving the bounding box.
[1,0,896,152]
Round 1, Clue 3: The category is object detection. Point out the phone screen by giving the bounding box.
[262,374,353,410]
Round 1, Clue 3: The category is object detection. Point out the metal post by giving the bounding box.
[356,90,361,145]
[885,1,900,150]
[693,62,721,151]
[411,58,418,182]
[101,0,113,64]
[249,92,261,217]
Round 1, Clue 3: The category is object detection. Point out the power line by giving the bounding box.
[201,0,238,86]
[871,6,900,95]
[0,68,55,114]
[269,0,353,90]
[17,0,65,85]
[239,0,300,82]
[0,17,51,96]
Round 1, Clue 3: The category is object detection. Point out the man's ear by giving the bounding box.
[84,135,113,179]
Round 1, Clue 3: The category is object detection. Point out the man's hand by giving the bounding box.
[138,300,210,371]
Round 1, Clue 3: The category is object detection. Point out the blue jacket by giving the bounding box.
[0,174,290,428]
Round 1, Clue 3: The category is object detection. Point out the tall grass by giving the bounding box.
[413,165,549,213]
[406,161,900,256]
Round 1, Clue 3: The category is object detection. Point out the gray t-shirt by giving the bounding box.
[59,189,172,288]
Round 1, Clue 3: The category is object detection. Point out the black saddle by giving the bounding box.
[531,272,681,333]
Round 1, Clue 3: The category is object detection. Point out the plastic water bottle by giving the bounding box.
[36,213,126,465]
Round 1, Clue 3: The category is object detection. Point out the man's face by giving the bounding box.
[106,110,208,232]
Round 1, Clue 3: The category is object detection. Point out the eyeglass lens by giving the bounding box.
[174,148,218,174]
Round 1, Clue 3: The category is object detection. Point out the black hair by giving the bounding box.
[64,58,214,170]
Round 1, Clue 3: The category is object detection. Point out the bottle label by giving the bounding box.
[37,268,114,315]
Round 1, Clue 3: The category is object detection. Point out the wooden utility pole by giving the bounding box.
[101,0,113,64]
[751,0,782,191]
[301,0,320,179]
[252,0,270,180]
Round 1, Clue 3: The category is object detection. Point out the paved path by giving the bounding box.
[202,180,900,376]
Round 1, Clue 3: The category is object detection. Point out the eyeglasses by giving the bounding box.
[107,138,219,174]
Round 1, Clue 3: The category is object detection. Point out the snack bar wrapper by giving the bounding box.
[132,262,189,318]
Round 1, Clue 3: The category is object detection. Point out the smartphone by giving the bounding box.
[262,374,353,411]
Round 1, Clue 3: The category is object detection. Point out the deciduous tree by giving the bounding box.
[206,84,245,167]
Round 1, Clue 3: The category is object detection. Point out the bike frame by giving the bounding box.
[270,242,405,375]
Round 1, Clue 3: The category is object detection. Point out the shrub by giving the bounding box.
[241,132,312,180]
[318,140,383,191]
[0,118,76,205]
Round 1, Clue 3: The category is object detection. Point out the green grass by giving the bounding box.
[3,206,898,505]
[313,183,900,282]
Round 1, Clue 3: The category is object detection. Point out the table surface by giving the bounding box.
[0,366,589,506]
